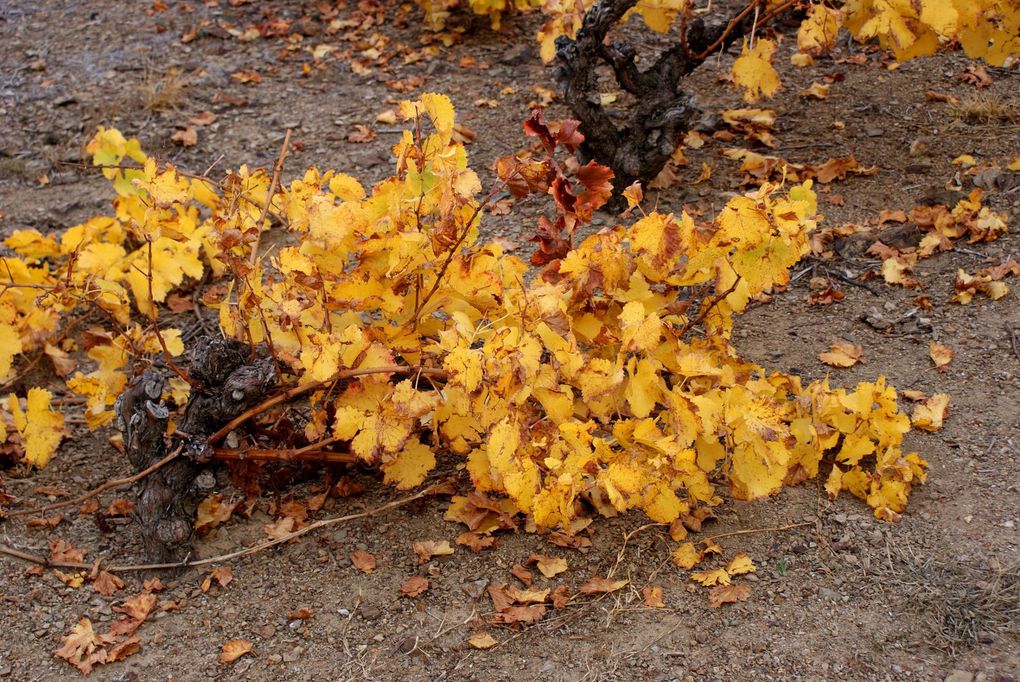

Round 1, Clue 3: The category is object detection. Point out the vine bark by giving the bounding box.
[554,0,760,190]
[116,337,277,564]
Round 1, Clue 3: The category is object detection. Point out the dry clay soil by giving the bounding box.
[1,1,1019,680]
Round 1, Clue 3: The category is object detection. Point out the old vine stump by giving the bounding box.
[117,337,276,564]
[555,0,755,190]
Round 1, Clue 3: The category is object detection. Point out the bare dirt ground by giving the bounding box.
[1,1,1018,680]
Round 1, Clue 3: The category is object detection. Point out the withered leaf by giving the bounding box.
[399,575,429,598]
[219,639,253,664]
[350,550,377,574]
[708,584,751,608]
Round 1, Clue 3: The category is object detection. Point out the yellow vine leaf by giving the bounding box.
[911,393,950,432]
[7,388,64,468]
[690,568,730,586]
[726,553,756,576]
[382,440,438,489]
[798,4,843,54]
[731,39,781,103]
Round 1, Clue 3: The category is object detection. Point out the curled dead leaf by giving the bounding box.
[219,639,253,664]
[708,584,751,608]
[350,550,377,574]
[468,632,498,649]
[399,575,430,598]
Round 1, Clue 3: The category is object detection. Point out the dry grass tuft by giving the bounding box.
[135,68,189,113]
[892,554,1020,655]
[929,563,1020,654]
[949,93,1017,124]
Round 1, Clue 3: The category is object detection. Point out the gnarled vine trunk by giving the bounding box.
[117,337,276,565]
[554,0,754,191]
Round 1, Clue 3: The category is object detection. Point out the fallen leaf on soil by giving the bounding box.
[452,123,476,144]
[230,69,261,84]
[690,568,731,586]
[26,514,63,528]
[468,632,498,649]
[925,90,959,104]
[54,569,85,588]
[44,344,76,375]
[506,586,550,603]
[510,564,533,586]
[263,516,296,540]
[578,576,629,595]
[413,540,454,564]
[900,389,928,402]
[527,553,568,578]
[487,584,514,612]
[106,636,141,663]
[188,111,217,126]
[456,531,496,552]
[93,571,125,597]
[819,342,863,368]
[668,519,688,541]
[347,124,376,143]
[195,493,238,535]
[114,593,157,622]
[491,604,546,624]
[681,507,716,532]
[50,538,86,563]
[219,639,253,664]
[350,550,377,574]
[951,264,1017,304]
[55,618,115,675]
[642,586,665,608]
[550,585,571,608]
[799,82,829,99]
[399,575,430,598]
[288,607,315,620]
[912,393,950,432]
[171,127,197,147]
[201,565,233,592]
[807,276,845,305]
[876,209,908,225]
[708,584,751,608]
[375,109,398,125]
[960,64,992,88]
[702,539,723,556]
[952,154,977,168]
[880,254,920,288]
[105,498,135,516]
[671,542,704,570]
[726,553,756,576]
[929,341,954,372]
[547,530,592,550]
[34,485,70,497]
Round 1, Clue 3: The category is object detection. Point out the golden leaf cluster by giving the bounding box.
[1,94,930,528]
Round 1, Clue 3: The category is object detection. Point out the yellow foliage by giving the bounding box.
[7,388,64,468]
[0,94,943,533]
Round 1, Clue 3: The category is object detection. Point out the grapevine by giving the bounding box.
[1,94,931,566]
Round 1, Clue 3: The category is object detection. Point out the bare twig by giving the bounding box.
[250,130,292,266]
[0,485,440,573]
[212,446,357,465]
[700,521,812,544]
[6,448,182,518]
[677,276,742,336]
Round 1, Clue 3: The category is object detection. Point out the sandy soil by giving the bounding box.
[1,1,1018,680]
